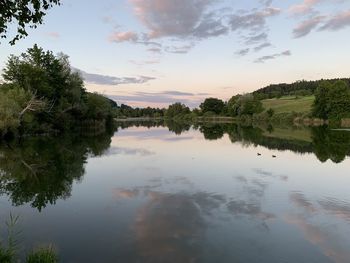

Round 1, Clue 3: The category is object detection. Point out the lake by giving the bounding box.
[1,122,350,263]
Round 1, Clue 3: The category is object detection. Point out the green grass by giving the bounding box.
[262,95,314,114]
[26,247,58,263]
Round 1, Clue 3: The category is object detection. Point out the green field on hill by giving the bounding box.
[262,96,314,114]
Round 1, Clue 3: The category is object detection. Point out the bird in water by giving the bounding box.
[272,155,276,158]
[257,153,262,156]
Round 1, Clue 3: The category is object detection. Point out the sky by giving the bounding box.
[1,0,350,108]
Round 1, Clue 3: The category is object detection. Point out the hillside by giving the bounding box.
[262,96,314,114]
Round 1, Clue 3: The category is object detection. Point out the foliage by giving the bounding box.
[0,0,61,45]
[85,92,113,120]
[115,104,165,119]
[230,94,263,116]
[253,78,350,99]
[0,214,58,263]
[0,214,21,263]
[0,45,114,138]
[200,98,225,115]
[26,247,58,263]
[165,103,190,118]
[312,80,350,120]
[267,108,274,117]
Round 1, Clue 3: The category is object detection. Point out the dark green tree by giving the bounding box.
[200,98,225,115]
[312,80,350,120]
[0,0,61,45]
[165,103,190,118]
[234,94,263,116]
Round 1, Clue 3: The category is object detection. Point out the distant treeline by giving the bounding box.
[115,104,165,118]
[2,45,350,139]
[114,79,350,125]
[253,78,350,99]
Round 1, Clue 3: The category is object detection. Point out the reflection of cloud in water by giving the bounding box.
[285,214,350,263]
[253,168,273,177]
[113,189,140,199]
[241,178,268,198]
[253,168,288,181]
[227,200,275,220]
[112,172,278,263]
[290,192,317,213]
[288,192,350,263]
[319,197,350,222]
[234,175,248,183]
[106,146,155,156]
[133,191,225,263]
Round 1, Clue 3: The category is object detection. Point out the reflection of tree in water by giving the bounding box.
[116,121,350,163]
[0,132,113,211]
[197,123,350,163]
[165,120,191,135]
[312,127,350,163]
[199,124,224,140]
[116,120,165,130]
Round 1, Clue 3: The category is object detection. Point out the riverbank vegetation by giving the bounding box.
[0,45,115,139]
[0,214,58,263]
[1,46,350,140]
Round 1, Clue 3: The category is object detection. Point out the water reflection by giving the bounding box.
[0,132,113,211]
[0,121,349,262]
[115,121,350,163]
[288,193,350,263]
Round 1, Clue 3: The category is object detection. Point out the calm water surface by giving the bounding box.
[1,123,350,263]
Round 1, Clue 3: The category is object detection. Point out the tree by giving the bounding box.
[312,81,332,119]
[0,0,61,45]
[85,93,113,120]
[200,98,225,115]
[227,95,241,116]
[165,103,190,118]
[233,94,263,116]
[312,80,350,120]
[0,85,45,136]
[0,45,114,137]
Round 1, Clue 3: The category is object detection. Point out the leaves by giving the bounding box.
[0,0,61,45]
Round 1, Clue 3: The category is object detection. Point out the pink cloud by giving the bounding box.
[289,0,321,15]
[320,9,350,31]
[109,31,139,42]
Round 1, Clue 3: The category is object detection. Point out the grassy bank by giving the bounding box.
[262,95,314,115]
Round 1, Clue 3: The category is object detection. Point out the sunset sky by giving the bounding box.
[1,0,350,108]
